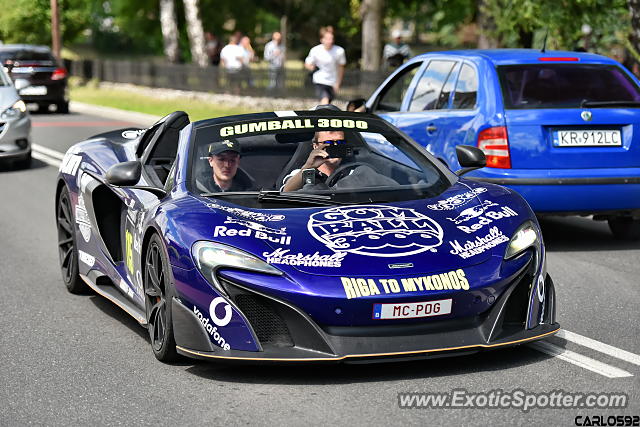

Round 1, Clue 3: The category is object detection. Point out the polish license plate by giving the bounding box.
[553,129,621,147]
[373,299,452,320]
[19,85,47,96]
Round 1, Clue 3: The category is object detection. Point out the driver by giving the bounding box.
[281,130,397,192]
[205,138,254,192]
[281,130,344,192]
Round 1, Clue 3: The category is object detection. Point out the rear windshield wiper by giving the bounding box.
[581,100,640,108]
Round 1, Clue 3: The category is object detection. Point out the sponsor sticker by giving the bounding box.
[122,129,146,139]
[340,269,470,300]
[60,153,82,175]
[75,195,91,243]
[447,200,498,225]
[308,205,443,258]
[208,202,285,222]
[427,187,487,210]
[193,299,232,350]
[448,226,509,259]
[456,206,518,234]
[263,248,346,267]
[78,250,95,267]
[219,118,368,137]
[215,218,291,245]
[119,279,134,299]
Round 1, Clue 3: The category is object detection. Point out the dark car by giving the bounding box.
[0,44,69,113]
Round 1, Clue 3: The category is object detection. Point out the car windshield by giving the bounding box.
[497,64,640,109]
[189,114,452,207]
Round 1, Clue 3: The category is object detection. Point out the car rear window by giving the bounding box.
[497,64,640,109]
[0,50,55,63]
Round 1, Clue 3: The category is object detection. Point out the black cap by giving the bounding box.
[209,138,241,156]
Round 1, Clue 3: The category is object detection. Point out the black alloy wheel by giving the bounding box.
[144,234,179,362]
[56,186,87,293]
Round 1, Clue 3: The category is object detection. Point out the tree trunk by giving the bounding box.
[360,0,384,71]
[477,0,498,49]
[159,0,180,63]
[183,0,208,67]
[630,0,640,55]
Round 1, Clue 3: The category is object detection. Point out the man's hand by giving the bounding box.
[302,146,329,169]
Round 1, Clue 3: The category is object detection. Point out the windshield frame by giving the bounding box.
[186,112,456,206]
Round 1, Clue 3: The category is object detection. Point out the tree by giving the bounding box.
[160,0,180,63]
[360,0,384,70]
[629,0,640,65]
[0,0,90,46]
[183,0,208,67]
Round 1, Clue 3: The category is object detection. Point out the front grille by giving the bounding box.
[235,294,294,347]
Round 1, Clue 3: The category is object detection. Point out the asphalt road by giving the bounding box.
[0,110,638,426]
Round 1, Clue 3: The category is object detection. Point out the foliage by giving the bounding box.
[0,0,90,45]
[482,0,629,51]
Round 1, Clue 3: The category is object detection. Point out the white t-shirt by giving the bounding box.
[220,44,245,71]
[305,44,346,86]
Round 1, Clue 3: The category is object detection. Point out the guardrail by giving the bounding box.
[67,59,390,100]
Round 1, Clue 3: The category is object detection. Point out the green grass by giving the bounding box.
[70,85,253,121]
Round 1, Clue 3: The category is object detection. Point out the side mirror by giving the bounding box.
[106,161,142,186]
[455,145,486,176]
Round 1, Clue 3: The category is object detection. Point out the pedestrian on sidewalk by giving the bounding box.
[383,30,411,69]
[304,26,346,105]
[240,35,256,89]
[220,33,245,95]
[264,31,285,91]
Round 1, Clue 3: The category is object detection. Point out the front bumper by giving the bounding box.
[469,167,640,214]
[172,266,559,363]
[0,115,31,160]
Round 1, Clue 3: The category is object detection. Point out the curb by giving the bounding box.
[69,101,162,127]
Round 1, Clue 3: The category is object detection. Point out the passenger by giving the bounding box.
[205,138,254,192]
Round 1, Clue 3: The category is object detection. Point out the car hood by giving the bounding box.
[187,181,531,277]
[0,86,19,111]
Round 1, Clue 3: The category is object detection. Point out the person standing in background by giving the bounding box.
[240,35,255,89]
[264,31,285,91]
[383,30,411,68]
[304,27,346,104]
[220,33,245,94]
[205,32,221,66]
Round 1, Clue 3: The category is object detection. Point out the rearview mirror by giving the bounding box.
[106,161,142,186]
[455,145,486,176]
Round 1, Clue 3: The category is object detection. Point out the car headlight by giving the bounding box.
[505,221,540,259]
[192,241,282,292]
[1,100,27,120]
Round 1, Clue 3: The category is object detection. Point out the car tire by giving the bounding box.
[14,151,32,169]
[56,185,89,294]
[56,101,69,114]
[608,217,640,241]
[144,234,181,362]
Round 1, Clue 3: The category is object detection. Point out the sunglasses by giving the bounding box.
[318,139,346,145]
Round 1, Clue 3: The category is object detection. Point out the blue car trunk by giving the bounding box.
[504,108,640,169]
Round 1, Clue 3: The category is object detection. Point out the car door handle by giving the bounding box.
[426,125,437,134]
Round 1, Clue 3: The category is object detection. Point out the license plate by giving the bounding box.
[19,85,47,96]
[553,129,621,147]
[373,299,452,320]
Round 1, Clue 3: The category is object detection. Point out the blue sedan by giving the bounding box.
[364,49,640,239]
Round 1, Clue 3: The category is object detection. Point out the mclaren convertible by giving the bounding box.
[55,109,558,363]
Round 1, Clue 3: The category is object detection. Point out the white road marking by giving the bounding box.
[557,329,640,367]
[31,150,61,168]
[528,341,633,378]
[32,143,65,160]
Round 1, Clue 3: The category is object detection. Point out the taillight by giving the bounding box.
[478,126,511,168]
[51,67,67,80]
